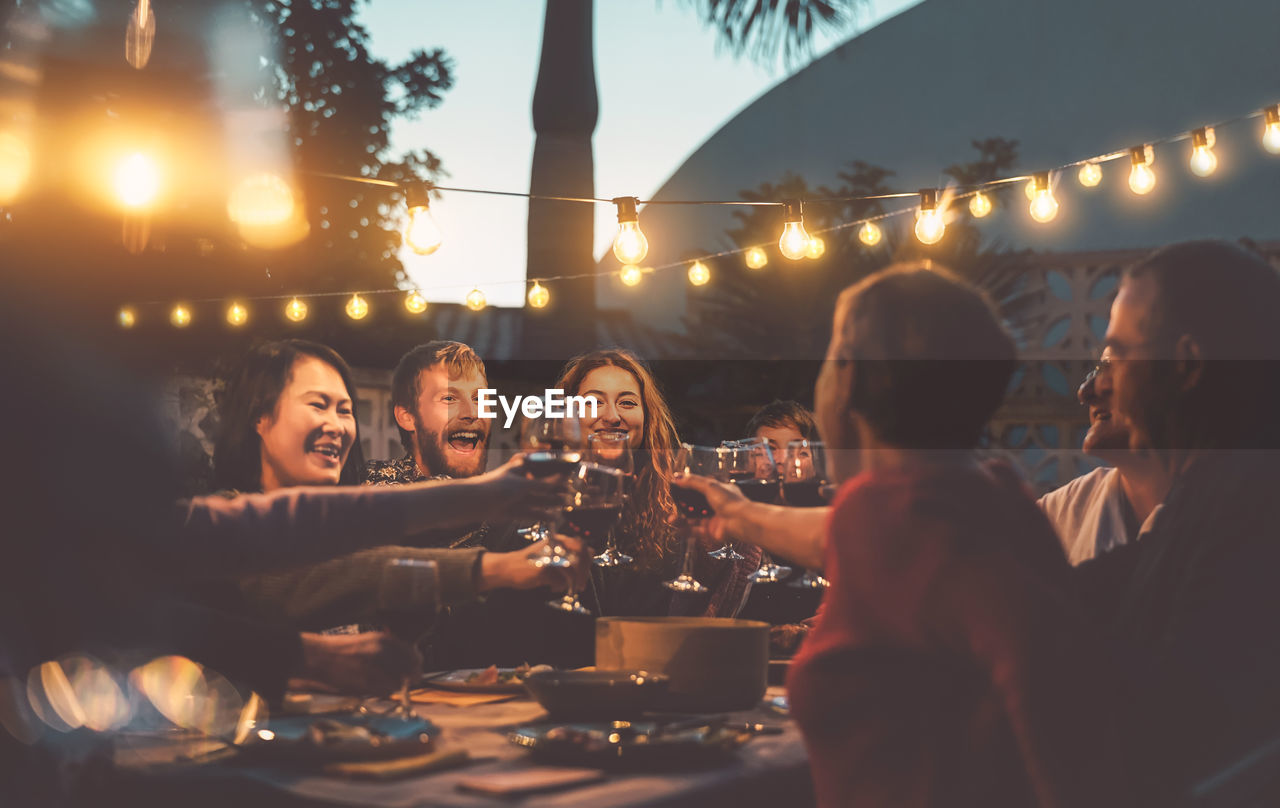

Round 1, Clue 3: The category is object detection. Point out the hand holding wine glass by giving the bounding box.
[664,443,733,593]
[518,415,585,571]
[550,462,626,614]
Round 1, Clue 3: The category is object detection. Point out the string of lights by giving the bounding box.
[117,101,1280,329]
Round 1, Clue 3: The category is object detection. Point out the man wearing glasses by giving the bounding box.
[1037,348,1168,564]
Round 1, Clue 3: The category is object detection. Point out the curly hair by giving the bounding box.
[555,349,679,570]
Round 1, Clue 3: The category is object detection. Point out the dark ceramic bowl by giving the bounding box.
[523,670,669,720]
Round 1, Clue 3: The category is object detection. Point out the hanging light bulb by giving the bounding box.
[125,0,155,70]
[118,306,136,329]
[1078,161,1103,187]
[170,304,191,328]
[404,183,442,255]
[1188,127,1218,177]
[777,199,810,260]
[465,288,486,311]
[527,281,549,309]
[687,260,710,286]
[226,302,248,327]
[1028,172,1059,223]
[1128,146,1156,195]
[228,173,295,226]
[611,196,648,264]
[285,297,308,322]
[914,189,945,245]
[969,191,992,218]
[113,152,161,210]
[619,265,644,287]
[1024,178,1038,201]
[404,290,428,314]
[345,293,368,320]
[1264,106,1280,154]
[805,236,825,259]
[744,247,768,269]
[858,221,882,247]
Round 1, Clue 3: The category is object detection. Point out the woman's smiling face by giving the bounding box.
[255,355,356,491]
[577,365,645,451]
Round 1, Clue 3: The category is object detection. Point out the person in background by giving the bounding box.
[745,399,818,471]
[1037,346,1167,565]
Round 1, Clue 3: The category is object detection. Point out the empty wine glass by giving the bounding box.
[664,443,729,593]
[782,439,831,590]
[587,432,635,567]
[519,414,584,570]
[551,462,627,614]
[376,558,441,717]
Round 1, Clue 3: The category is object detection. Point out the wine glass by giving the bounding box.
[376,558,441,717]
[519,414,584,570]
[782,439,831,590]
[707,440,764,562]
[587,432,635,567]
[663,443,729,593]
[550,462,627,614]
[727,438,793,584]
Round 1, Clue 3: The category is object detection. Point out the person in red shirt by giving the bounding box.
[787,263,1125,807]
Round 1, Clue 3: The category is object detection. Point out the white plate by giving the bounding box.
[421,668,531,694]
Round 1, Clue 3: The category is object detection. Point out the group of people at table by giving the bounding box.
[4,238,1280,807]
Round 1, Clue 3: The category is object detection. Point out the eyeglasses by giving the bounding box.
[1081,357,1112,386]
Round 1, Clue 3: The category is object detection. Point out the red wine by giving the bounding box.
[673,486,713,519]
[562,505,622,545]
[525,451,582,478]
[735,478,780,504]
[783,480,827,508]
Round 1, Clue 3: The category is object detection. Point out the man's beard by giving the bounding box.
[1122,360,1183,455]
[414,425,489,479]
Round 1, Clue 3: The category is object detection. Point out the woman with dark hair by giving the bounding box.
[205,340,586,632]
[556,348,758,618]
[214,339,366,492]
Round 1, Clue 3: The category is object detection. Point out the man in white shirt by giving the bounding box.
[1037,347,1168,564]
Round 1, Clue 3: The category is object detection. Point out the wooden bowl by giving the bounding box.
[595,617,770,712]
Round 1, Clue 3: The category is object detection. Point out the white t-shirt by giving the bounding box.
[1037,467,1160,566]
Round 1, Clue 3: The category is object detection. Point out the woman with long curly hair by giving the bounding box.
[556,348,757,617]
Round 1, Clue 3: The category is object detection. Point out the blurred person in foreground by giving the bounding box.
[1037,346,1167,565]
[679,263,1124,807]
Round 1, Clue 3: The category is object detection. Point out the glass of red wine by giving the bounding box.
[586,432,635,568]
[376,558,440,717]
[727,438,793,584]
[550,462,627,614]
[708,440,773,562]
[782,439,831,589]
[664,443,728,593]
[520,415,584,571]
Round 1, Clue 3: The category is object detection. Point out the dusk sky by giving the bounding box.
[362,1,921,307]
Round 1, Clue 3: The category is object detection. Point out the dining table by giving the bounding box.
[107,684,813,808]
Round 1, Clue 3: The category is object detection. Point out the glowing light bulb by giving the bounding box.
[404,290,427,314]
[1078,161,1103,187]
[914,189,945,245]
[170,304,191,328]
[125,0,155,70]
[403,183,441,255]
[744,247,768,269]
[1188,127,1217,177]
[1264,106,1280,154]
[619,265,644,286]
[969,192,992,218]
[805,236,825,259]
[858,221,882,247]
[687,260,710,286]
[114,152,160,209]
[1028,172,1058,223]
[611,197,648,264]
[527,282,549,309]
[226,302,248,327]
[777,199,810,260]
[345,293,368,320]
[465,289,486,311]
[0,131,31,203]
[285,297,307,322]
[118,306,136,329]
[228,173,295,226]
[1128,146,1155,195]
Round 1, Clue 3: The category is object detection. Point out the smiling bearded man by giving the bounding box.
[367,341,492,487]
